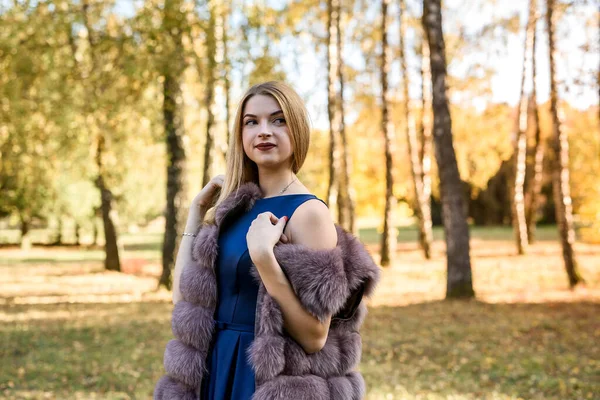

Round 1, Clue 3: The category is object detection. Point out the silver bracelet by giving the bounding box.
[182,232,196,238]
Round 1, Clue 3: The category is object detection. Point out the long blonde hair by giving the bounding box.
[204,81,311,224]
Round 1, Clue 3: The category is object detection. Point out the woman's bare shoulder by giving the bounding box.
[285,198,337,250]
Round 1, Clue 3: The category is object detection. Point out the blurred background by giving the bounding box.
[1,0,598,399]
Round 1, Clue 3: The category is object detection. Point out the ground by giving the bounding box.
[1,226,599,399]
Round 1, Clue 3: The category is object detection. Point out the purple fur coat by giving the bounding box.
[154,182,380,400]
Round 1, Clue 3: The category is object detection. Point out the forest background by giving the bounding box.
[1,0,599,399]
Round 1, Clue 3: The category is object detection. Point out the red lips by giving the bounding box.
[256,143,276,149]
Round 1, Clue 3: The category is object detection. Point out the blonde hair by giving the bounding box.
[204,81,311,224]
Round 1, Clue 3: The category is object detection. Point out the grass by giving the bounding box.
[1,229,599,399]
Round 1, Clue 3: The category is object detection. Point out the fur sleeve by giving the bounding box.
[272,225,380,323]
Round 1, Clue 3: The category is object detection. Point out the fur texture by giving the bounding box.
[154,181,380,400]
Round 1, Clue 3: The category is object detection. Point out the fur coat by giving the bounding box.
[154,182,380,400]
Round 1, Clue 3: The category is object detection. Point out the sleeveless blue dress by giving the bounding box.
[200,193,325,400]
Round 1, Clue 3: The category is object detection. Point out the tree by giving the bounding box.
[202,0,218,188]
[545,0,584,287]
[509,0,537,255]
[159,0,188,289]
[379,0,396,267]
[335,0,356,233]
[418,35,435,258]
[326,0,341,217]
[422,0,474,298]
[525,9,544,243]
[80,0,123,271]
[221,2,232,160]
[400,0,432,259]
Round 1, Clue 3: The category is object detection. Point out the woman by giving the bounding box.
[155,81,379,400]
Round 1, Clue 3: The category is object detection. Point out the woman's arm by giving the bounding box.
[172,207,206,304]
[173,174,224,304]
[249,200,337,354]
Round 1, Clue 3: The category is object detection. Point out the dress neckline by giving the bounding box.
[257,193,315,201]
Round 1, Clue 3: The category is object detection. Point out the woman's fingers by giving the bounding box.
[263,213,289,243]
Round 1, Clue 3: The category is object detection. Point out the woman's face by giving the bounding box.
[241,94,293,170]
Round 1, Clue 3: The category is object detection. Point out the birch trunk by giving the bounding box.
[326,0,341,217]
[526,5,544,244]
[380,0,396,267]
[510,0,536,255]
[423,0,474,297]
[336,0,355,233]
[546,0,584,287]
[400,0,432,259]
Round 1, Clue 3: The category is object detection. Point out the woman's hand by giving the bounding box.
[191,174,225,211]
[246,212,289,265]
[185,175,224,232]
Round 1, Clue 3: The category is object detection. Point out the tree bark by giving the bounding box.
[159,0,188,289]
[423,0,474,298]
[380,0,396,267]
[53,216,63,245]
[400,0,432,259]
[510,0,536,255]
[75,221,81,246]
[95,172,121,271]
[326,0,341,217]
[19,213,31,250]
[546,0,584,288]
[335,0,355,233]
[82,1,121,271]
[419,36,435,259]
[526,6,544,244]
[222,3,231,159]
[202,0,218,187]
[91,207,99,246]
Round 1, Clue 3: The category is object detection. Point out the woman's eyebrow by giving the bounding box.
[243,110,283,118]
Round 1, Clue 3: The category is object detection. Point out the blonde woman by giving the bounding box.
[155,81,379,400]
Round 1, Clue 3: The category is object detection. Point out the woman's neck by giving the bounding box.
[257,168,297,198]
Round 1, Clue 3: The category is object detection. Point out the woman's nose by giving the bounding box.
[259,120,272,136]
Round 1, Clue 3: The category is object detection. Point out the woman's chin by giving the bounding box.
[252,158,289,170]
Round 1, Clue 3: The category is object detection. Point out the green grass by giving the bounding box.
[2,301,598,399]
[361,301,599,400]
[1,302,172,399]
[358,225,559,245]
[1,228,599,399]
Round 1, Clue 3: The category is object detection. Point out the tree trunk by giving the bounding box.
[326,0,341,217]
[95,173,121,271]
[526,7,543,244]
[335,0,355,233]
[19,214,31,250]
[202,1,218,187]
[546,0,584,287]
[423,0,474,298]
[510,0,536,255]
[222,3,231,160]
[380,0,396,267]
[400,0,432,259]
[419,36,435,259]
[53,216,63,245]
[75,221,81,246]
[91,207,99,246]
[159,0,187,290]
[83,0,121,272]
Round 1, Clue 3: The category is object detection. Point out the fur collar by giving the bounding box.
[203,181,379,320]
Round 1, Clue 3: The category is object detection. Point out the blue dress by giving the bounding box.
[200,193,325,400]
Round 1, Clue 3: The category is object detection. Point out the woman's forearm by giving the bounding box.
[172,208,206,304]
[253,250,330,354]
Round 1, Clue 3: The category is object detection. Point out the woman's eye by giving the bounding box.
[273,118,286,125]
[244,120,257,126]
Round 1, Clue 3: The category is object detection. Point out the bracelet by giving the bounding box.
[182,232,196,238]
